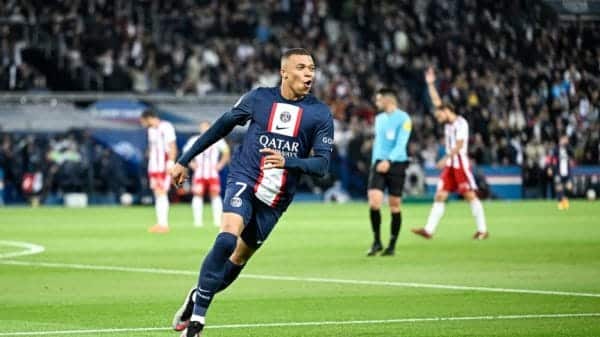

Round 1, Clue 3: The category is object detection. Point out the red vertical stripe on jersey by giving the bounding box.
[292,107,304,137]
[266,103,278,132]
[271,170,288,207]
[254,157,266,193]
[457,155,477,189]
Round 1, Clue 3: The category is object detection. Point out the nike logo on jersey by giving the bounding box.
[275,125,290,130]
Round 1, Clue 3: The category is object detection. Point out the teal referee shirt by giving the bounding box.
[371,109,411,164]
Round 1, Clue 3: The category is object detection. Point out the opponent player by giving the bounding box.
[183,121,231,227]
[170,48,333,337]
[547,135,573,210]
[139,109,177,233]
[366,88,411,256]
[412,67,488,240]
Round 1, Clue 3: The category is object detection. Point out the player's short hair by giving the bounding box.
[141,109,158,119]
[376,88,397,98]
[436,102,456,114]
[281,48,312,61]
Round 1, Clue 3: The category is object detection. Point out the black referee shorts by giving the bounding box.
[368,161,409,197]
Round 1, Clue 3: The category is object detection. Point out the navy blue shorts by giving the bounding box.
[222,180,283,249]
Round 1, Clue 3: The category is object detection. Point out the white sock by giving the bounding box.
[425,202,445,234]
[211,196,223,227]
[470,198,487,232]
[155,195,169,227]
[192,196,203,227]
[190,314,205,325]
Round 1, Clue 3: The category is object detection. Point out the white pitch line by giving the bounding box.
[2,259,600,298]
[0,241,45,259]
[0,312,599,336]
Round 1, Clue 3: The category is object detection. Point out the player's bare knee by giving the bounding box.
[154,189,167,196]
[388,197,402,212]
[434,192,447,202]
[230,239,255,265]
[369,201,382,210]
[220,213,244,235]
[368,190,383,209]
[463,191,478,202]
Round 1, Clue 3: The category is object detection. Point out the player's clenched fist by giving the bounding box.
[260,148,285,169]
[171,162,188,187]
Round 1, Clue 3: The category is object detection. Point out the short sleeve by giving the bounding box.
[229,89,257,125]
[216,139,230,153]
[312,108,334,156]
[402,116,412,131]
[455,119,468,140]
[183,136,198,153]
[163,122,176,143]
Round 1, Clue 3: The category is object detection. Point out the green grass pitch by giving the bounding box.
[1,200,599,336]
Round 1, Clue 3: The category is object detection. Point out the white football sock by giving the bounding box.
[211,196,223,227]
[424,201,445,234]
[192,196,203,227]
[155,195,169,227]
[470,198,487,232]
[190,314,205,325]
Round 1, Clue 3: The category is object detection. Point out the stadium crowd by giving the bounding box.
[1,0,599,202]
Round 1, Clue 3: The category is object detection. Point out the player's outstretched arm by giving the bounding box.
[425,67,442,108]
[178,112,245,166]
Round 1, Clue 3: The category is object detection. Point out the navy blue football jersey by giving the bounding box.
[225,87,333,211]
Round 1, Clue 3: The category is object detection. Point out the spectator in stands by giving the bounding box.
[0,0,598,199]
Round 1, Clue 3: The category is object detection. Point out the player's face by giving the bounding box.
[281,54,316,97]
[139,117,150,128]
[140,117,158,128]
[375,94,385,111]
[435,108,449,123]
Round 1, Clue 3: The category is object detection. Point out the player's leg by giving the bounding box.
[457,165,488,239]
[208,178,223,227]
[367,189,384,255]
[381,195,401,255]
[149,173,170,233]
[563,178,572,209]
[172,212,246,333]
[421,190,448,237]
[366,164,385,256]
[216,198,282,294]
[556,176,572,210]
[175,181,252,336]
[381,162,407,256]
[191,179,205,227]
[413,168,452,238]
[464,191,488,239]
[218,236,255,292]
[554,176,565,210]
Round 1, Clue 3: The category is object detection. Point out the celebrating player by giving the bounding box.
[139,109,177,233]
[170,48,334,337]
[183,121,231,227]
[412,67,489,240]
[366,88,412,256]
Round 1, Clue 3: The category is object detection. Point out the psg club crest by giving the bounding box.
[230,197,242,208]
[280,111,292,123]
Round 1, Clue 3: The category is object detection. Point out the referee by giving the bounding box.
[367,88,412,256]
